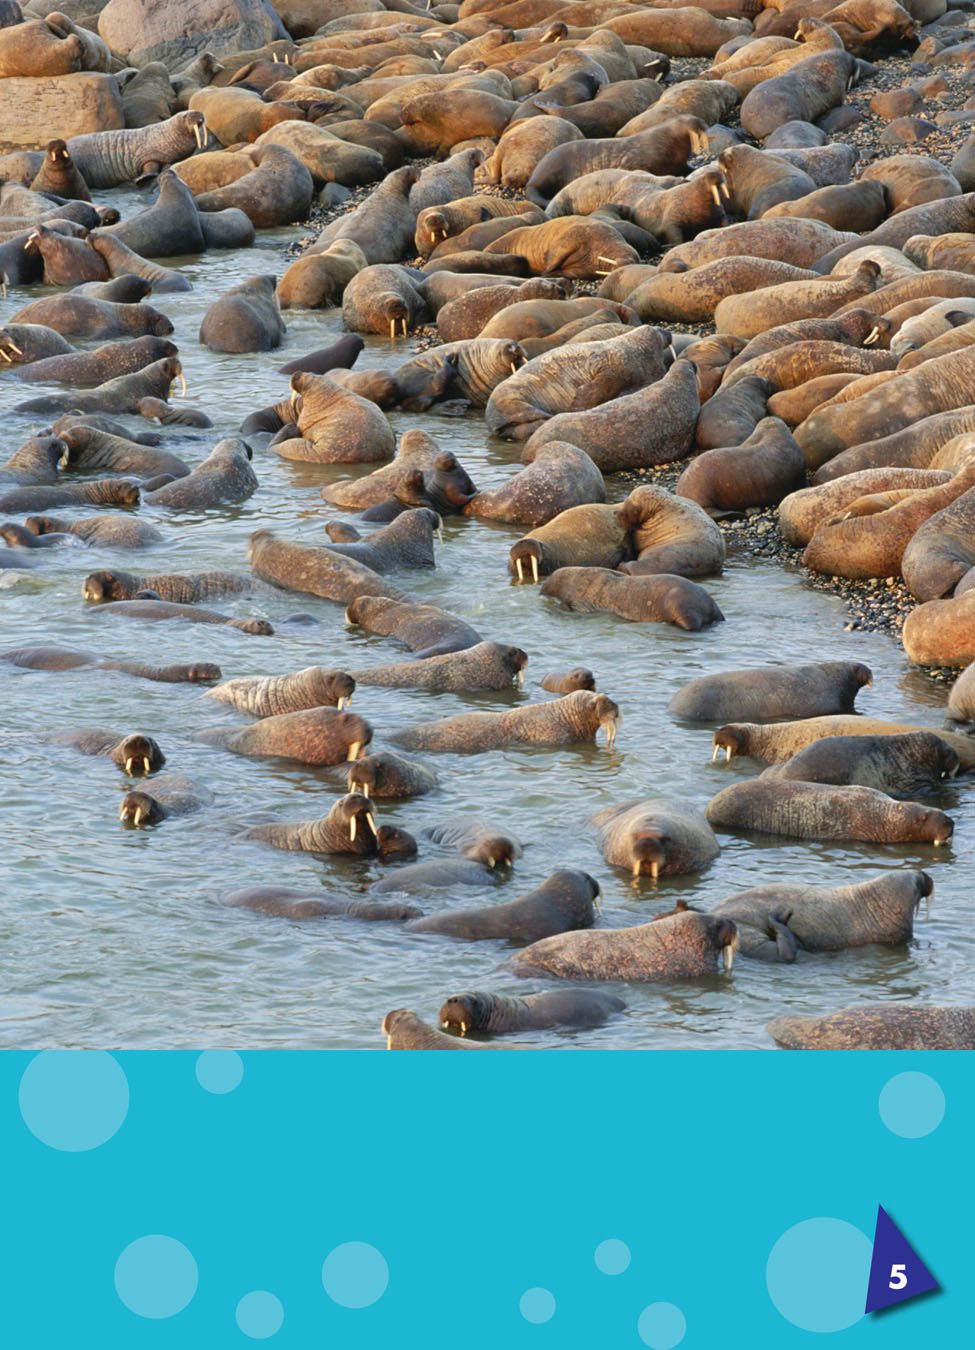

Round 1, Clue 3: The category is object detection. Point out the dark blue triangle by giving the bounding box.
[865,1205,940,1313]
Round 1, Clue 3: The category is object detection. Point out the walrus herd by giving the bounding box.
[2,0,975,1052]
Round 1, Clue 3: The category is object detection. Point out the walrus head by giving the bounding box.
[0,329,24,362]
[115,734,165,777]
[629,829,671,880]
[334,793,378,848]
[185,109,210,152]
[381,296,410,341]
[45,139,71,163]
[510,537,544,584]
[712,917,739,972]
[82,569,136,602]
[712,725,746,762]
[119,791,164,828]
[593,694,620,749]
[915,807,953,846]
[376,825,417,861]
[439,993,489,1036]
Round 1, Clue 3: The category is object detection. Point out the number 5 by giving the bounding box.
[889,1264,908,1290]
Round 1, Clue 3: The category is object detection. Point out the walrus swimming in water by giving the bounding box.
[509,909,738,982]
[541,568,724,630]
[241,793,381,857]
[590,797,720,879]
[710,869,932,962]
[344,595,481,659]
[764,732,960,796]
[392,690,620,754]
[350,642,527,693]
[347,751,438,800]
[423,818,523,869]
[199,707,371,765]
[705,778,953,845]
[712,714,975,769]
[438,988,625,1036]
[43,727,164,775]
[205,667,355,717]
[670,661,873,722]
[768,1003,975,1049]
[382,1008,509,1049]
[224,887,420,922]
[119,774,213,826]
[406,869,600,943]
[1,644,219,683]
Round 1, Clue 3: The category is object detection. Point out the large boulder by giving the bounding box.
[98,0,288,70]
[0,72,123,145]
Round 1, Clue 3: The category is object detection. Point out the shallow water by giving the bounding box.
[0,194,971,1049]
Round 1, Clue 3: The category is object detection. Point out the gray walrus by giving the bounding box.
[541,569,724,630]
[670,661,873,722]
[248,531,406,605]
[438,989,625,1035]
[347,751,438,800]
[392,690,620,754]
[119,774,213,826]
[768,1004,975,1049]
[764,732,960,795]
[1,644,219,683]
[712,715,975,770]
[224,886,420,922]
[205,667,355,717]
[383,1009,512,1050]
[705,778,953,845]
[241,793,381,857]
[711,869,932,962]
[350,642,527,693]
[509,909,738,981]
[405,870,600,943]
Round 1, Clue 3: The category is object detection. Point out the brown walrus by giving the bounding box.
[590,798,720,879]
[205,667,355,717]
[241,793,381,856]
[764,732,960,796]
[382,1009,508,1049]
[705,779,953,845]
[392,690,620,754]
[0,644,219,684]
[223,886,420,922]
[44,727,164,775]
[540,568,724,630]
[768,1004,975,1049]
[712,715,975,769]
[670,661,873,722]
[509,909,739,982]
[344,596,481,659]
[199,707,371,765]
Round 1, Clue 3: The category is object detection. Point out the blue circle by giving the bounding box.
[520,1288,556,1324]
[19,1051,129,1151]
[195,1051,244,1095]
[115,1235,198,1319]
[638,1302,686,1349]
[322,1242,388,1309]
[236,1291,284,1339]
[879,1072,945,1139]
[594,1239,631,1275]
[767,1218,871,1332]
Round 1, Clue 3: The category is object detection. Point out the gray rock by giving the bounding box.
[98,0,288,71]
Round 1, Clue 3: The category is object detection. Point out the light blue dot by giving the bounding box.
[767,1218,871,1332]
[115,1235,198,1320]
[19,1051,128,1151]
[236,1291,284,1339]
[638,1302,686,1349]
[196,1051,244,1095]
[595,1239,631,1275]
[879,1072,945,1139]
[520,1287,556,1324]
[322,1242,388,1309]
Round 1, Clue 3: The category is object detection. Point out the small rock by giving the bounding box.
[870,86,925,119]
[879,116,939,144]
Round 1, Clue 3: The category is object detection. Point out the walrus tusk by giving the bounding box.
[864,326,880,345]
[366,812,377,836]
[596,256,618,268]
[723,944,735,973]
[290,389,300,416]
[359,782,369,798]
[487,857,496,869]
[709,183,722,206]
[399,317,408,337]
[390,319,396,341]
[386,1034,392,1049]
[515,668,525,687]
[347,741,362,761]
[125,757,135,774]
[0,349,10,362]
[530,555,539,583]
[349,816,357,842]
[650,860,660,881]
[173,371,187,398]
[933,836,947,846]
[712,744,721,762]
[515,557,524,582]
[667,344,676,362]
[460,1021,467,1035]
[724,746,733,762]
[604,718,618,749]
[509,361,518,375]
[58,451,69,469]
[337,696,347,711]
[142,757,150,773]
[632,860,641,878]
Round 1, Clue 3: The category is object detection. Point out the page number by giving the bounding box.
[889,1264,908,1290]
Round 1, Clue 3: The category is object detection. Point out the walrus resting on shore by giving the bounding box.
[438,988,625,1036]
[710,870,932,962]
[768,1004,975,1049]
[509,909,738,982]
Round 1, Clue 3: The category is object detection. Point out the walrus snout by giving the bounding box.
[439,994,479,1036]
[631,830,669,879]
[712,726,743,762]
[119,791,159,828]
[342,793,377,844]
[510,537,543,583]
[118,734,165,777]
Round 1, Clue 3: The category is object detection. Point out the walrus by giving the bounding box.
[768,1004,975,1049]
[0,435,65,487]
[392,338,527,412]
[90,598,272,636]
[370,859,502,897]
[406,869,599,943]
[29,139,91,202]
[946,661,975,730]
[740,49,858,140]
[248,531,405,606]
[522,359,701,473]
[66,111,208,189]
[9,295,174,341]
[714,261,882,340]
[423,818,522,868]
[200,707,371,765]
[304,164,419,264]
[223,886,420,922]
[192,144,314,229]
[591,797,720,879]
[617,484,725,578]
[670,661,873,722]
[357,452,476,521]
[320,428,451,510]
[762,180,888,233]
[438,988,625,1036]
[278,370,395,464]
[199,275,286,353]
[15,336,179,389]
[14,355,184,418]
[43,727,164,775]
[24,225,108,287]
[712,715,975,769]
[541,568,724,630]
[711,870,932,962]
[0,478,139,514]
[205,667,354,718]
[525,116,708,205]
[779,468,955,545]
[342,263,427,339]
[464,443,606,528]
[144,440,257,510]
[675,418,806,514]
[510,908,738,982]
[382,1009,506,1050]
[94,171,208,258]
[765,732,960,795]
[658,217,856,274]
[241,793,380,857]
[626,258,819,326]
[901,484,975,600]
[509,502,633,581]
[278,334,364,377]
[87,232,193,293]
[350,642,527,693]
[320,509,438,572]
[392,690,620,754]
[0,323,73,366]
[902,590,975,667]
[347,750,438,800]
[344,595,480,659]
[0,645,219,684]
[540,667,596,694]
[277,238,367,309]
[22,513,163,550]
[56,426,188,483]
[82,569,261,605]
[119,774,213,827]
[437,278,573,342]
[481,214,640,279]
[705,778,953,845]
